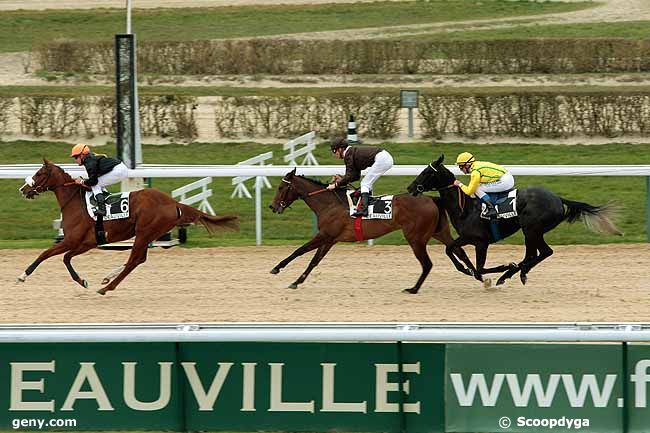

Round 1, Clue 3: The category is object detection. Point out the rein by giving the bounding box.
[435,183,466,215]
[307,188,328,197]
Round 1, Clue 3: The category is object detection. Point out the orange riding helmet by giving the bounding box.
[70,143,90,158]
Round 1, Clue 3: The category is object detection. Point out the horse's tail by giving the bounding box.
[176,204,240,235]
[561,198,623,236]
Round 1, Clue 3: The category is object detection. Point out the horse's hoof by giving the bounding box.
[270,268,280,275]
[16,272,27,283]
[101,278,110,285]
[96,288,106,296]
[81,279,89,289]
[287,283,298,289]
[520,274,527,285]
[402,287,418,294]
[496,278,506,286]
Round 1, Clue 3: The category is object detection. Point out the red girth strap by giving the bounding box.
[354,216,364,242]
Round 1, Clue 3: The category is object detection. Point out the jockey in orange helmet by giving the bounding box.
[454,152,515,220]
[70,144,128,216]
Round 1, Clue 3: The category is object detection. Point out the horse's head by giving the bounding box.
[407,154,454,196]
[269,168,303,214]
[20,159,68,199]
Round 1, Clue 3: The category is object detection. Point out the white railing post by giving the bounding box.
[231,152,273,199]
[255,176,262,246]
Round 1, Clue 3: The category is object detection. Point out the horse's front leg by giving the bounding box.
[63,244,95,288]
[270,234,328,274]
[288,241,335,289]
[444,240,478,279]
[16,242,72,283]
[433,229,477,278]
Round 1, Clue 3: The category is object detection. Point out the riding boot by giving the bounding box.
[481,197,498,220]
[94,192,107,216]
[353,192,370,217]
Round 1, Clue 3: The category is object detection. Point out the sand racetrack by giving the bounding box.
[1,243,649,323]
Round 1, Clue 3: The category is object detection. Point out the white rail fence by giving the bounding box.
[4,164,650,245]
[283,131,318,166]
[0,322,648,343]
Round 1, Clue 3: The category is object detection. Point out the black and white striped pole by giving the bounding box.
[347,114,359,144]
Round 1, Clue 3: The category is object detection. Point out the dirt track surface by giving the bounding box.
[2,244,649,323]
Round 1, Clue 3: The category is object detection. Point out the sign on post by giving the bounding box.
[400,90,419,138]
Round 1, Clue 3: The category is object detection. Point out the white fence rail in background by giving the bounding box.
[4,164,650,179]
[231,152,273,199]
[284,131,318,166]
[172,177,215,216]
[0,323,648,343]
[4,164,650,245]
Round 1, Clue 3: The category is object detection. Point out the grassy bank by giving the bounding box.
[0,140,645,248]
[403,21,650,42]
[0,1,593,53]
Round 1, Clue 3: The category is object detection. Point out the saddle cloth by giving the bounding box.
[85,191,131,221]
[480,189,518,220]
[346,191,393,220]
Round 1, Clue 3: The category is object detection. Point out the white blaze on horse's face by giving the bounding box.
[19,175,35,194]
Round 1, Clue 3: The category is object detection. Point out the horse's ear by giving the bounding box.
[42,158,52,166]
[434,154,444,166]
[286,168,296,178]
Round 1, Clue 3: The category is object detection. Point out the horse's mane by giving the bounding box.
[295,174,328,187]
[45,162,75,185]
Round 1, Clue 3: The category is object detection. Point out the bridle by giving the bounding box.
[412,163,466,213]
[277,177,344,210]
[23,165,83,209]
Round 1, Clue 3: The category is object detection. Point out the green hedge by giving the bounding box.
[3,91,650,140]
[37,38,650,75]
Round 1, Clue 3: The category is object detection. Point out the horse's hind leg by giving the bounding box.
[102,265,125,286]
[518,235,553,285]
[17,242,72,283]
[97,237,150,295]
[288,241,335,289]
[63,244,95,288]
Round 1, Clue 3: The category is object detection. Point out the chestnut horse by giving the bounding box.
[18,159,239,295]
[269,168,475,293]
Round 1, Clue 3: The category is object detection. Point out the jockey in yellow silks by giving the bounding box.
[454,152,515,220]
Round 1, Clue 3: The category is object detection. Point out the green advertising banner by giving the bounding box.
[445,343,623,433]
[0,342,445,432]
[180,342,445,433]
[626,343,650,433]
[0,342,183,431]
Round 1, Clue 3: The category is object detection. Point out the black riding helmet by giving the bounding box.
[330,137,348,152]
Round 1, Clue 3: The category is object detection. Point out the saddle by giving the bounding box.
[346,190,393,220]
[480,189,518,220]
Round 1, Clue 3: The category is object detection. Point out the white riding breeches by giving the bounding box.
[360,150,394,193]
[90,162,129,195]
[476,172,515,198]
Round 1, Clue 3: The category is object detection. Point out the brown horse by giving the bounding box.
[18,159,239,295]
[269,168,475,293]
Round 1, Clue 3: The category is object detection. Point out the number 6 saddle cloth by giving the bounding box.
[84,191,131,221]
